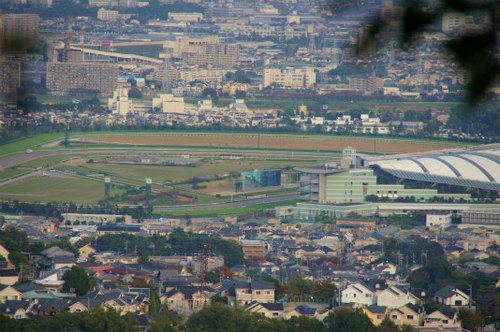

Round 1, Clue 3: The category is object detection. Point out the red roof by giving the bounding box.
[87,265,114,272]
[170,196,194,202]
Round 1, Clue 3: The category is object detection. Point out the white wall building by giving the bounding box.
[426,213,452,229]
[152,94,186,114]
[108,88,131,116]
[341,281,376,307]
[263,67,316,89]
[97,8,119,21]
[376,285,419,308]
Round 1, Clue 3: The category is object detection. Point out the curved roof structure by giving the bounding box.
[372,148,500,191]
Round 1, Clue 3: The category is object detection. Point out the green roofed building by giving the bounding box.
[279,147,472,219]
[296,167,470,205]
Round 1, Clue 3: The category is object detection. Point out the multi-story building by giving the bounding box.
[0,61,21,94]
[62,213,132,225]
[46,62,118,96]
[168,12,203,22]
[97,8,119,21]
[88,0,111,6]
[152,94,185,114]
[240,240,266,260]
[296,148,470,204]
[1,13,40,53]
[426,213,452,229]
[348,73,384,92]
[263,67,316,89]
[442,12,473,34]
[183,43,239,68]
[461,209,500,226]
[179,67,228,82]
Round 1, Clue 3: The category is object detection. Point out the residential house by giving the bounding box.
[86,288,149,314]
[33,298,72,317]
[341,281,377,307]
[376,285,419,308]
[0,243,14,268]
[285,304,317,319]
[229,280,275,306]
[294,246,327,259]
[434,285,470,307]
[0,300,32,319]
[22,289,72,301]
[424,307,461,328]
[0,269,19,285]
[68,300,88,313]
[0,284,22,303]
[34,270,65,290]
[389,303,425,326]
[52,256,76,270]
[363,305,389,326]
[78,244,96,263]
[246,301,284,318]
[41,246,75,259]
[160,286,211,314]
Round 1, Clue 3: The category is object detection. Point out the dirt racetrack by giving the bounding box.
[78,134,456,154]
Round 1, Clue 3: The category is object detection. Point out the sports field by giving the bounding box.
[0,153,321,205]
[0,176,124,204]
[76,158,319,184]
[76,133,458,153]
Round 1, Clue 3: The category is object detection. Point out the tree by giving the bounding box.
[377,318,414,332]
[62,265,91,296]
[458,308,482,331]
[4,307,139,332]
[288,276,315,296]
[313,281,336,298]
[323,307,376,332]
[202,87,217,98]
[284,316,327,332]
[128,87,142,99]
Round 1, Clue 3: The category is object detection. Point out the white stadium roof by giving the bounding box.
[371,148,500,191]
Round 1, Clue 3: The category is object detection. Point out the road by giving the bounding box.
[154,194,300,212]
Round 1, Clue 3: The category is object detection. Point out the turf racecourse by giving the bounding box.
[0,130,470,158]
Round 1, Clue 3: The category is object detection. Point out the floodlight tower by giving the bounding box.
[145,178,152,217]
[162,58,171,93]
[104,177,111,201]
[199,244,209,291]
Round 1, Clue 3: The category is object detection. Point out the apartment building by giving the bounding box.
[263,67,316,89]
[46,62,118,96]
[461,209,500,226]
[97,8,120,22]
[1,13,40,53]
[183,43,239,68]
[442,12,473,34]
[240,240,266,259]
[0,61,21,94]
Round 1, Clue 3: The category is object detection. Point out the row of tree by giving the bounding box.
[0,305,415,332]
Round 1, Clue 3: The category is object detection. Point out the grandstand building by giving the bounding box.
[364,145,500,192]
[278,145,500,219]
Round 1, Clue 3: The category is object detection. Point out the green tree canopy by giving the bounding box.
[323,307,376,332]
[62,265,91,296]
[288,276,315,296]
